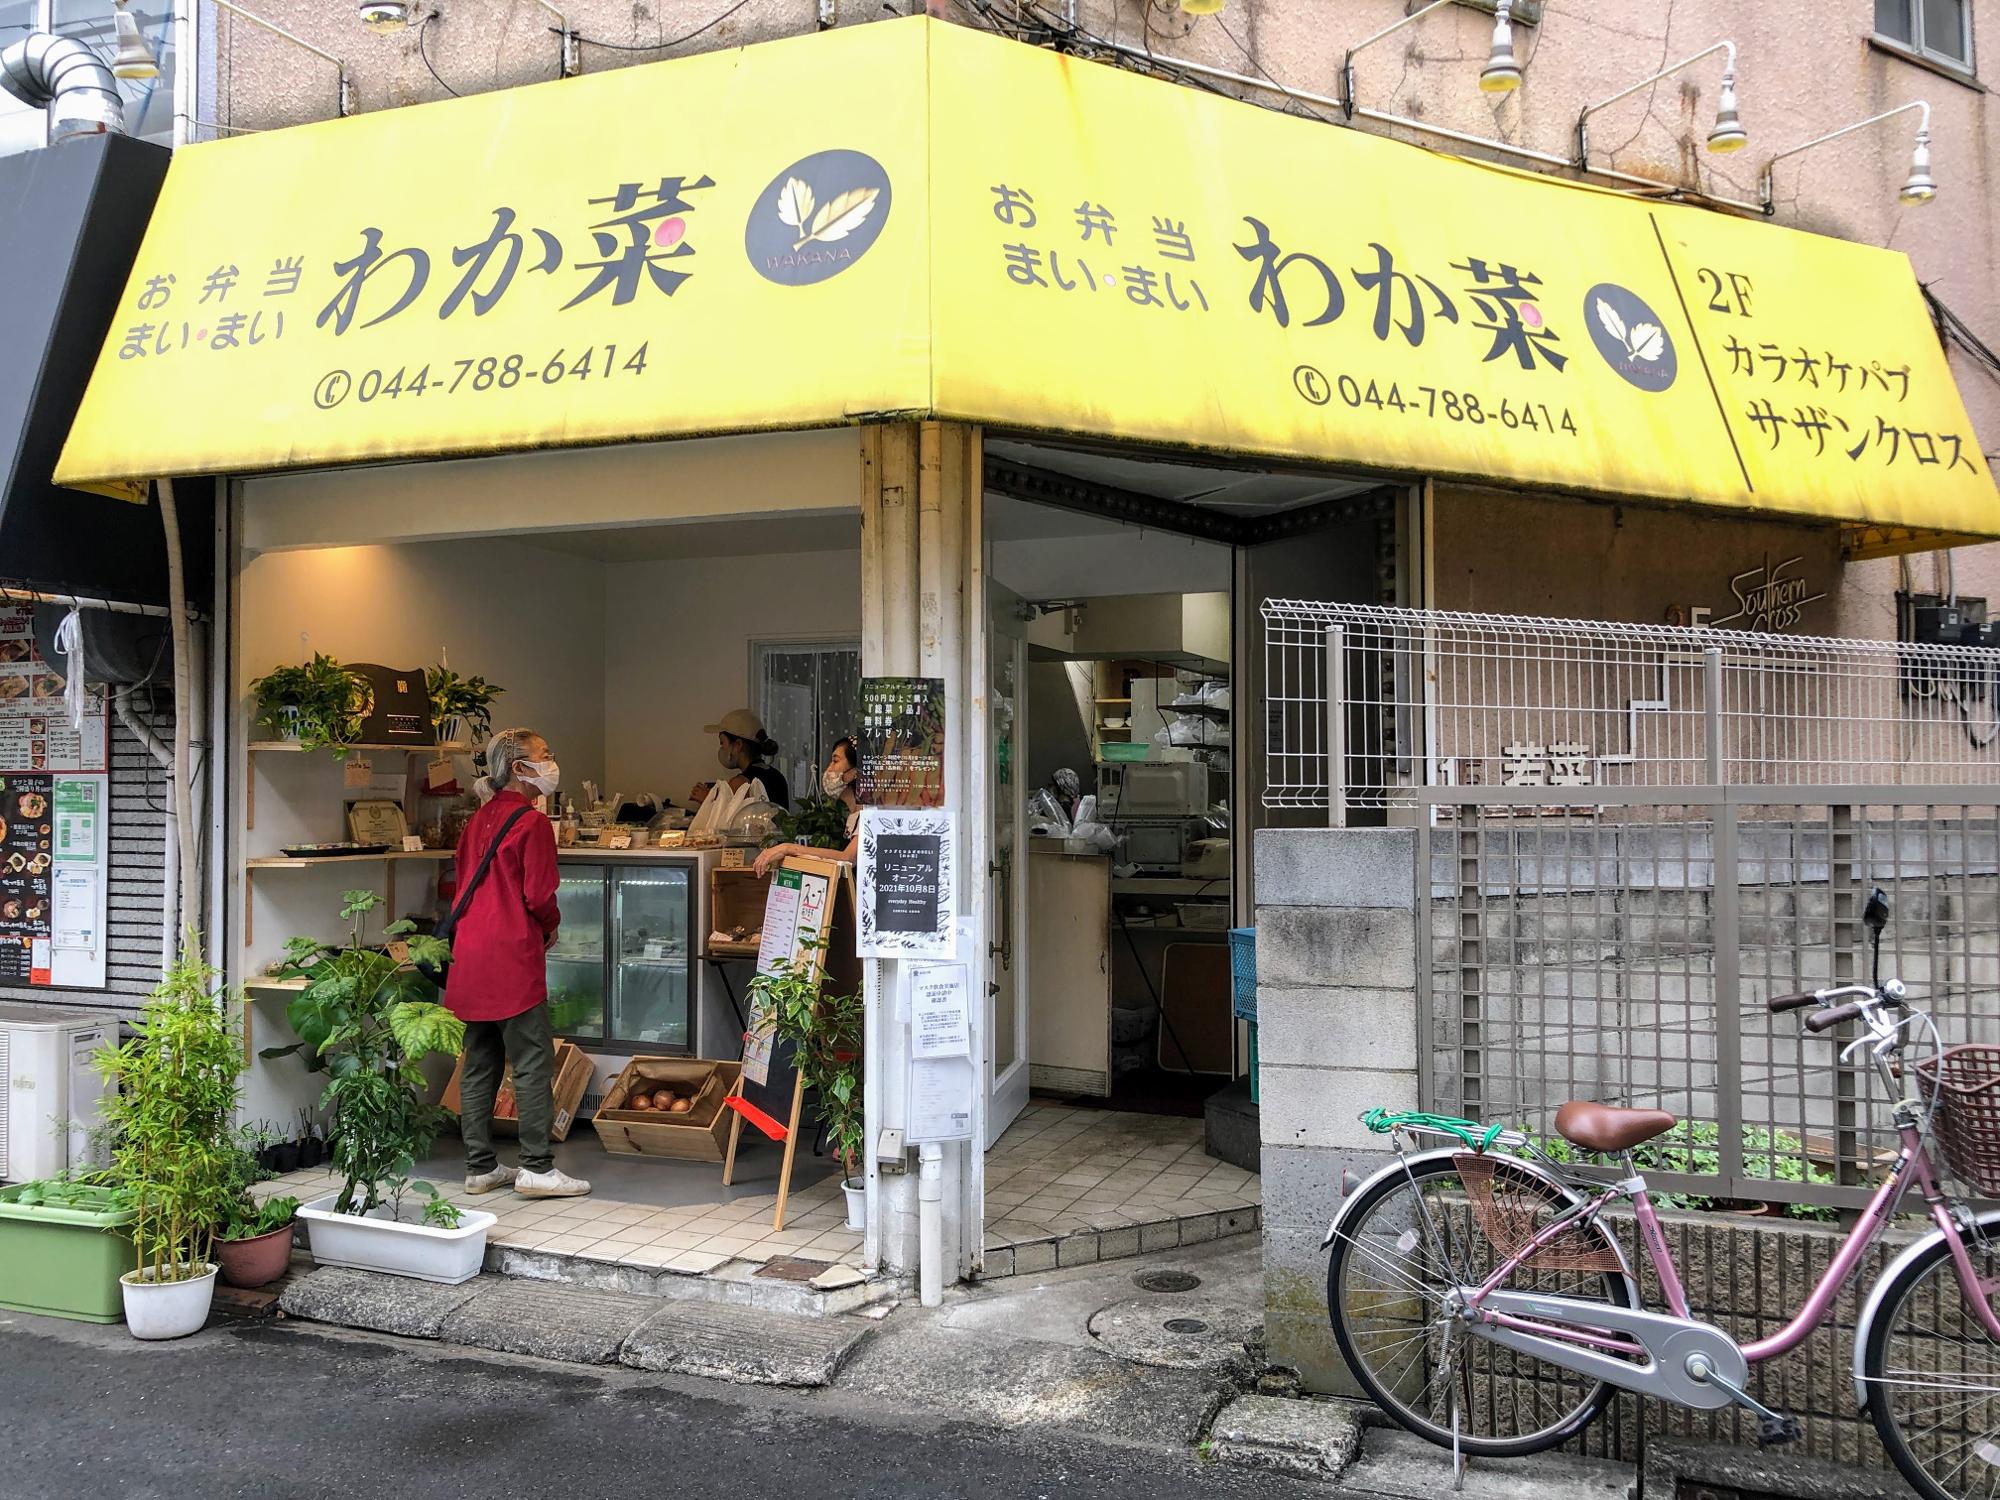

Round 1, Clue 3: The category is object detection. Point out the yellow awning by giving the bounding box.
[56,17,1998,551]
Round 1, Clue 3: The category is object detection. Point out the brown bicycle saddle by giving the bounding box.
[1554,1100,1678,1153]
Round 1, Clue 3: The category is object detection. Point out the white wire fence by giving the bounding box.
[1262,601,2000,812]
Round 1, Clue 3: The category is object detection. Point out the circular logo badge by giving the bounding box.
[746,150,892,287]
[1583,282,1678,393]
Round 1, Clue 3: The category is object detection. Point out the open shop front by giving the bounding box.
[51,17,1996,1288]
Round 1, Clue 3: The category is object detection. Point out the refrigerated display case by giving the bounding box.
[545,853,712,1053]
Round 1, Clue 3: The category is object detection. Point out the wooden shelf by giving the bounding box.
[707,939,761,960]
[246,850,453,869]
[244,975,307,994]
[249,740,469,754]
[1093,697,1131,704]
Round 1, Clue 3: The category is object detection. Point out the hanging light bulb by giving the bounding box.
[358,0,412,33]
[1478,0,1521,93]
[1901,127,1937,204]
[1706,71,1747,153]
[111,1,159,80]
[1178,0,1226,13]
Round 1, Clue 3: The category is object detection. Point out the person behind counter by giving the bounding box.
[686,707,790,839]
[446,727,591,1200]
[755,736,860,875]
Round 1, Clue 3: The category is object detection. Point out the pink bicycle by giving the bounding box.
[1325,892,2000,1499]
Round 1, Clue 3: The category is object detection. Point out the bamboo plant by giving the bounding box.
[93,948,247,1284]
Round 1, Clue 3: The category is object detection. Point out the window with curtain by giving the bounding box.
[754,641,862,806]
[1876,0,1974,69]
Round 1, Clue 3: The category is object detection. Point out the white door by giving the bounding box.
[985,582,1032,1145]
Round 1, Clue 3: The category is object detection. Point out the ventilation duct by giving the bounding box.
[0,32,125,144]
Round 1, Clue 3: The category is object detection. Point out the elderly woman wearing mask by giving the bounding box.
[445,727,591,1199]
[755,737,861,876]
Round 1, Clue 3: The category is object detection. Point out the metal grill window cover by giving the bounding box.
[1263,600,2000,809]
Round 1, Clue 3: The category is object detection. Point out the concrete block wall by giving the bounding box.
[1255,826,1421,1392]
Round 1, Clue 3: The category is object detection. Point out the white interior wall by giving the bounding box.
[601,550,864,799]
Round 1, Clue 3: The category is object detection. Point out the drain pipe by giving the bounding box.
[918,1141,944,1306]
[0,32,124,143]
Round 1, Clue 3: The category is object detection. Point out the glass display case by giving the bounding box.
[544,860,697,1052]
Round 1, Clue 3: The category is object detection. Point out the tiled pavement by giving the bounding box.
[260,1101,1258,1288]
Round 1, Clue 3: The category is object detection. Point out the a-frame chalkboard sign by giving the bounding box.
[721,853,859,1232]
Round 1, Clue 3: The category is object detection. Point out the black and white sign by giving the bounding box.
[856,807,954,959]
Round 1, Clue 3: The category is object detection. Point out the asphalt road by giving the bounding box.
[1,1311,1333,1500]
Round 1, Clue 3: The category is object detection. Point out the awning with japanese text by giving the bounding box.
[54,16,1997,552]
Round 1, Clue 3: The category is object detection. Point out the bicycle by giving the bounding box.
[1323,890,2000,1500]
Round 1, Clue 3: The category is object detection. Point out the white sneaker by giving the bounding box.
[514,1167,592,1199]
[464,1165,518,1195]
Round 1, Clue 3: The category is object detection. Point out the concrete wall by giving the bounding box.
[1254,825,1423,1390]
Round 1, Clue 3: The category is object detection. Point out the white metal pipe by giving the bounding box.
[206,0,349,116]
[1759,100,1930,213]
[173,0,192,147]
[157,478,200,949]
[918,1141,943,1306]
[1580,39,1734,125]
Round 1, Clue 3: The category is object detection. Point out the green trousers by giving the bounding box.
[458,1003,556,1175]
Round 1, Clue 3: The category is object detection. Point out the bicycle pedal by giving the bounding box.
[1758,1413,1803,1448]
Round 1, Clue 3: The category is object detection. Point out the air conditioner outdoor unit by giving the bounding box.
[0,1002,117,1183]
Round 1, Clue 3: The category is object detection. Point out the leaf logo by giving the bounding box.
[747,150,894,287]
[1596,296,1663,363]
[1584,283,1678,392]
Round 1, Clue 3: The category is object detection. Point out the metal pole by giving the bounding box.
[1327,624,1347,828]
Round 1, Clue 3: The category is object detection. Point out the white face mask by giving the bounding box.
[822,766,851,796]
[717,743,742,771]
[514,757,560,796]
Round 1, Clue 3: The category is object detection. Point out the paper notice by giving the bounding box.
[342,753,372,789]
[910,962,970,1060]
[908,1056,975,1142]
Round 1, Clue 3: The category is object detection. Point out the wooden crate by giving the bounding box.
[707,866,771,959]
[441,1037,594,1142]
[590,1057,742,1161]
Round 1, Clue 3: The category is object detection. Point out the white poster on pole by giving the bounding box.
[908,1055,975,1142]
[856,807,954,959]
[909,962,970,1060]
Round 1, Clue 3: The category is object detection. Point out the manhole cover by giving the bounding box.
[1087,1296,1258,1370]
[1133,1269,1202,1294]
[1163,1316,1209,1333]
[754,1257,826,1282]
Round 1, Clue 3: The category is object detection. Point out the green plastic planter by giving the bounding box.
[0,1182,137,1323]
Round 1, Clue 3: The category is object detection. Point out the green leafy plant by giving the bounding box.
[1538,1120,1837,1221]
[748,933,864,1176]
[94,948,246,1283]
[771,793,851,851]
[220,1194,299,1242]
[250,653,369,755]
[424,665,504,746]
[266,889,462,1227]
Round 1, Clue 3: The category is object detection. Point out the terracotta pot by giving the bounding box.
[216,1223,295,1288]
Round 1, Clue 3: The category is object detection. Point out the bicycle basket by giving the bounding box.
[1452,1153,1624,1274]
[1915,1045,2000,1197]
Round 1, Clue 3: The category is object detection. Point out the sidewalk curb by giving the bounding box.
[1206,1393,1365,1478]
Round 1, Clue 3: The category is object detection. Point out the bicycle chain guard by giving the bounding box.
[1468,1290,1748,1410]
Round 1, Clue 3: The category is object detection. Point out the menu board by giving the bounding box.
[0,605,108,772]
[0,608,111,988]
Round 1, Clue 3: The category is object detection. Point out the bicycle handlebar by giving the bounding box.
[1805,1001,1869,1034]
[1768,991,1821,1013]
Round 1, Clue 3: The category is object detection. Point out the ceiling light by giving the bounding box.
[111,1,158,80]
[1706,73,1746,152]
[1760,100,1935,216]
[1901,128,1936,204]
[1478,0,1521,93]
[358,0,411,34]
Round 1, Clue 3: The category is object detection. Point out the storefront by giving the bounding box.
[50,16,1997,1286]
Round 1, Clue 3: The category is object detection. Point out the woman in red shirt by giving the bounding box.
[446,728,591,1199]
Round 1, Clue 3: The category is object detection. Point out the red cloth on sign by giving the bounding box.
[441,789,559,1023]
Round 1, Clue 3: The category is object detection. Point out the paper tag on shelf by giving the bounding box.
[402,835,425,852]
[342,754,372,789]
[426,756,455,791]
[607,833,633,850]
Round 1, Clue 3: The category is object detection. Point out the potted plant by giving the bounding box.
[215,1194,300,1289]
[269,889,491,1283]
[94,949,246,1339]
[0,1176,136,1324]
[750,935,866,1229]
[424,664,504,748]
[770,792,851,853]
[249,652,369,755]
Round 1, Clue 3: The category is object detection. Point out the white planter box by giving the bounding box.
[298,1191,494,1285]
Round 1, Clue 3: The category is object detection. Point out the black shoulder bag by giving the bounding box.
[417,806,532,987]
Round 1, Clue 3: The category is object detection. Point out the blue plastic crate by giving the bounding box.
[1229,926,1257,1022]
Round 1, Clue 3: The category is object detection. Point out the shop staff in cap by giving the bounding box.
[446,727,591,1200]
[686,708,790,839]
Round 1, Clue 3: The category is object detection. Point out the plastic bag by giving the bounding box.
[1026,788,1072,839]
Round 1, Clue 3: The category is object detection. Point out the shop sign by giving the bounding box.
[55,19,1995,548]
[1705,555,1827,633]
[857,676,946,808]
[857,807,954,959]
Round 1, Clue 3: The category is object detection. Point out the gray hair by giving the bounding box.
[475,725,540,801]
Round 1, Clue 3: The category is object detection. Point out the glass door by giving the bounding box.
[610,866,693,1051]
[545,867,607,1039]
[986,582,1031,1145]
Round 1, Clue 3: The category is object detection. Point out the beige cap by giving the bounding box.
[704,708,767,740]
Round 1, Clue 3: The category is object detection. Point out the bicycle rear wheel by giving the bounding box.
[1865,1228,2000,1500]
[1326,1152,1635,1458]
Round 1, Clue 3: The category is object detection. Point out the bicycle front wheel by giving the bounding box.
[1327,1152,1635,1458]
[1865,1227,2000,1500]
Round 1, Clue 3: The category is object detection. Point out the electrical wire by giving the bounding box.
[416,13,461,98]
[561,0,754,53]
